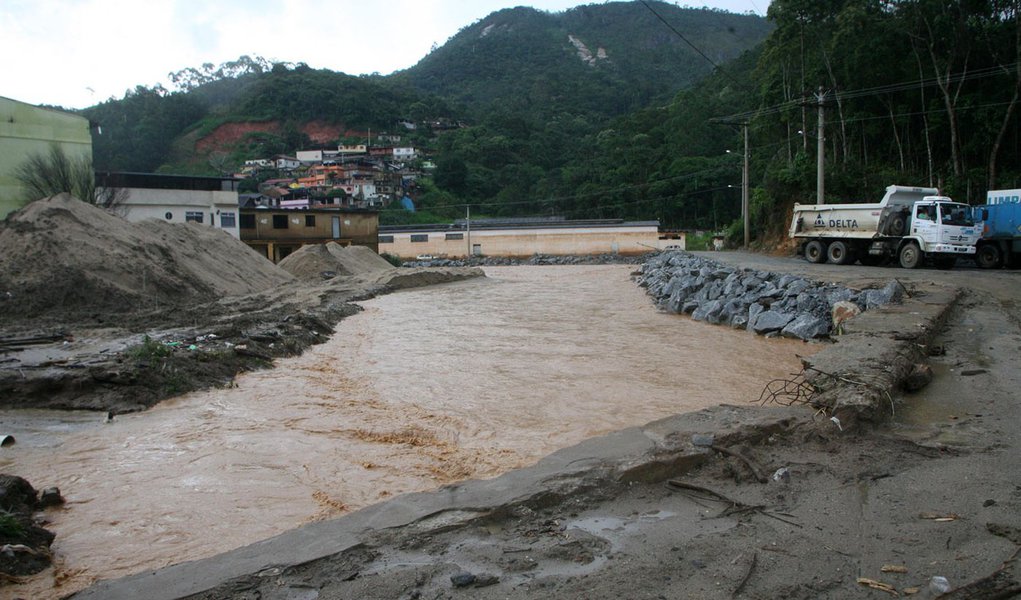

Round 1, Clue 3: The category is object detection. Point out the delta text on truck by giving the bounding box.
[973,188,1021,269]
[789,185,981,269]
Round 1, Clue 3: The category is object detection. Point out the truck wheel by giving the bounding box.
[976,244,1001,269]
[827,241,853,265]
[804,240,826,263]
[888,214,906,236]
[899,243,922,269]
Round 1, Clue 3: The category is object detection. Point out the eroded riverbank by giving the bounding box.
[2,265,816,599]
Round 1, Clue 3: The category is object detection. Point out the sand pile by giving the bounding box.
[278,242,394,280]
[0,194,294,323]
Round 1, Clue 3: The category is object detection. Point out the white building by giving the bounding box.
[96,172,242,239]
[393,147,416,160]
[273,155,301,170]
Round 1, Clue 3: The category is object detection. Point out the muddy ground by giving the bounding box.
[70,253,1021,600]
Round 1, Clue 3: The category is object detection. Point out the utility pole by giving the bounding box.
[742,123,750,249]
[466,204,471,258]
[816,86,825,204]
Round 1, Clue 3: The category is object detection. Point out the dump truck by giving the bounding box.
[974,188,1021,268]
[789,185,981,269]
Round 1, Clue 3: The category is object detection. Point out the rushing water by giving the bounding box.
[1,265,816,598]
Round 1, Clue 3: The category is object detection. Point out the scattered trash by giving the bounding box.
[929,575,951,594]
[903,586,921,595]
[830,416,843,431]
[857,577,898,596]
[919,512,960,522]
[187,344,198,351]
[474,573,500,587]
[881,564,909,573]
[903,364,934,392]
[0,435,15,447]
[165,341,182,347]
[771,467,791,483]
[961,369,988,376]
[1,544,38,557]
[38,487,65,507]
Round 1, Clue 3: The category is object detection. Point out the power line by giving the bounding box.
[638,0,744,88]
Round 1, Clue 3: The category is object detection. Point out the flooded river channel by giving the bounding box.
[2,265,816,597]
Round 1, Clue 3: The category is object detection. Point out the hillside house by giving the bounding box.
[393,147,416,160]
[273,155,301,170]
[0,96,94,217]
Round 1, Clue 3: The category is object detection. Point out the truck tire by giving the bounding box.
[888,214,907,236]
[976,244,1001,269]
[826,241,853,265]
[899,242,922,269]
[804,240,826,264]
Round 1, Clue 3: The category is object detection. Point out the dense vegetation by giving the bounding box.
[78,0,1020,242]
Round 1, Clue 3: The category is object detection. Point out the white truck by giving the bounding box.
[789,185,981,269]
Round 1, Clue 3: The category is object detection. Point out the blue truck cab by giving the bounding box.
[974,189,1021,268]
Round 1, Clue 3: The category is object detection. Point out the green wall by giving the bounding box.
[0,96,93,217]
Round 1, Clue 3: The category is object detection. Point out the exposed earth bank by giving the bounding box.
[0,195,484,414]
[72,252,1021,600]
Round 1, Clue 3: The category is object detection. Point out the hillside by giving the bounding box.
[81,2,771,177]
[400,3,771,119]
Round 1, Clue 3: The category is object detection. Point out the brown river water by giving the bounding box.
[1,265,817,598]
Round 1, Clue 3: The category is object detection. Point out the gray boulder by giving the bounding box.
[781,314,831,340]
[751,310,795,334]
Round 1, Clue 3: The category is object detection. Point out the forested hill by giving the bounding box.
[80,2,771,175]
[397,4,771,119]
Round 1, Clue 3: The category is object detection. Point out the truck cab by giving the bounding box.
[897,200,979,268]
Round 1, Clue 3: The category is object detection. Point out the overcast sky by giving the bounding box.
[1,0,767,110]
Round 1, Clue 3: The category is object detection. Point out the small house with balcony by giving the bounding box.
[240,206,379,262]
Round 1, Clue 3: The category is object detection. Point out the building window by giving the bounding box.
[273,214,289,229]
[240,214,256,229]
[220,212,236,228]
[305,215,316,227]
[410,234,429,243]
[185,211,204,224]
[379,235,395,243]
[445,233,464,240]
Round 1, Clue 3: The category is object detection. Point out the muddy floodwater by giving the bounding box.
[1,265,817,597]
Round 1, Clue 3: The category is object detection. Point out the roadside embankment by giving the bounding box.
[638,251,961,430]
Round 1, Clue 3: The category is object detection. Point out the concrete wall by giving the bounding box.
[0,96,93,217]
[379,225,680,259]
[106,187,241,238]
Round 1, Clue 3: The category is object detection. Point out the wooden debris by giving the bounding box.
[711,444,769,484]
[920,512,960,521]
[881,564,909,574]
[857,577,899,596]
[732,552,757,598]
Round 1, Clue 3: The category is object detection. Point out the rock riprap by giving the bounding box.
[636,251,904,341]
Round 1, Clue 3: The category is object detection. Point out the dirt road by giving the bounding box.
[72,253,1021,600]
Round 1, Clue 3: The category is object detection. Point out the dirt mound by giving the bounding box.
[0,194,294,324]
[279,242,394,280]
